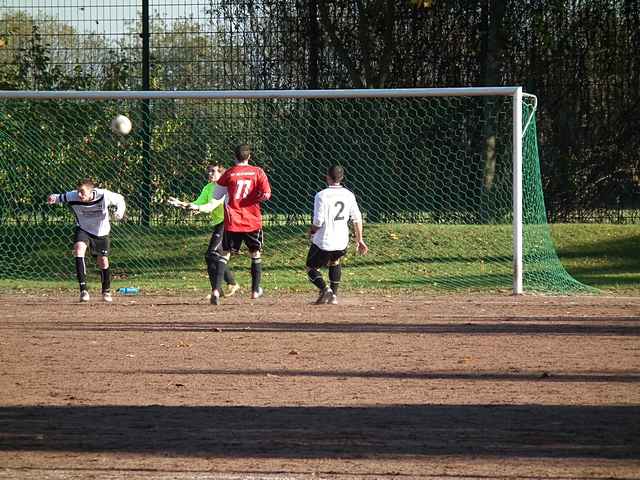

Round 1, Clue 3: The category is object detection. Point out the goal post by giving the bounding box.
[513,87,523,294]
[0,88,592,294]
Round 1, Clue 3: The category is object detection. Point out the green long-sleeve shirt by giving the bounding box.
[192,182,224,226]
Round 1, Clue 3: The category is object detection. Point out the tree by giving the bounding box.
[0,11,120,90]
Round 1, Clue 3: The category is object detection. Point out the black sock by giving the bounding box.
[100,267,111,293]
[75,257,87,292]
[307,269,327,291]
[206,255,218,290]
[251,257,262,292]
[214,257,227,293]
[224,265,236,286]
[329,264,341,295]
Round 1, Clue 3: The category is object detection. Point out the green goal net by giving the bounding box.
[0,88,592,294]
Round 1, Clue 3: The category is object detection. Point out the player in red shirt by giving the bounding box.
[210,144,271,305]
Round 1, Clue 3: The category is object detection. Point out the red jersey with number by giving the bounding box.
[217,164,271,232]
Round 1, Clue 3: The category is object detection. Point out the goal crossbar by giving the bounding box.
[0,87,522,100]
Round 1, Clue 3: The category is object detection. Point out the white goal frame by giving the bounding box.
[1,86,536,294]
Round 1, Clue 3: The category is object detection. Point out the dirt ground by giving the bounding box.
[1,292,639,479]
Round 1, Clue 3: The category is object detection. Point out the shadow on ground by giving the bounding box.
[1,404,638,459]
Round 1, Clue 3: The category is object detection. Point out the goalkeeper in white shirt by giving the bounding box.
[307,165,368,305]
[47,178,126,303]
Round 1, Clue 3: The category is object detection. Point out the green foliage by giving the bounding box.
[16,26,61,89]
[0,11,116,90]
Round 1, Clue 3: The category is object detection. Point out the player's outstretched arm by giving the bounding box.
[48,191,76,205]
[191,196,224,213]
[188,183,213,213]
[167,197,190,208]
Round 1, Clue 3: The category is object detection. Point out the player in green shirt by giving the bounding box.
[170,164,240,298]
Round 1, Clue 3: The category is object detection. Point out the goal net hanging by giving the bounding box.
[0,88,592,294]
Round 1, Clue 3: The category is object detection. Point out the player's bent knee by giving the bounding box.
[97,256,109,269]
[250,250,261,259]
[328,259,340,266]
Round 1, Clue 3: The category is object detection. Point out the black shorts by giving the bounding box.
[306,243,347,269]
[74,227,110,257]
[223,229,263,253]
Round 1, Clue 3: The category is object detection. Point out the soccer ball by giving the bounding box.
[111,115,132,135]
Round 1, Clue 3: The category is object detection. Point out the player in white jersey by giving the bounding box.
[306,165,368,305]
[47,178,126,303]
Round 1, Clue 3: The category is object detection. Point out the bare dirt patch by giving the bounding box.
[1,293,639,479]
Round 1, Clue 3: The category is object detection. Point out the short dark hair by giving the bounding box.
[77,177,95,189]
[206,164,225,174]
[234,144,252,162]
[327,165,344,183]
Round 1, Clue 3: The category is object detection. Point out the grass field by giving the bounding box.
[550,223,640,294]
[0,223,638,296]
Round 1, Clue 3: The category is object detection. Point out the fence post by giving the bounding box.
[140,0,152,226]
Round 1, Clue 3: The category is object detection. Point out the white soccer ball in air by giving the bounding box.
[111,114,132,135]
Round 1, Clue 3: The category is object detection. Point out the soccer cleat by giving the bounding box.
[224,283,241,297]
[79,290,90,303]
[210,290,221,305]
[102,291,113,303]
[251,287,264,299]
[315,287,333,305]
[329,294,338,305]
